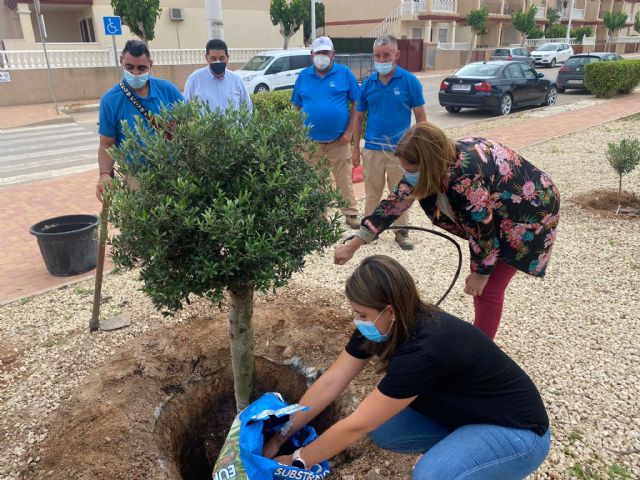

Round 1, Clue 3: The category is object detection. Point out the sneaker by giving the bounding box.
[345,215,361,229]
[394,231,414,251]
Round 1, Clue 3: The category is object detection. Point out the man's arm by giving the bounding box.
[413,105,427,123]
[338,101,358,145]
[351,110,365,166]
[96,135,116,203]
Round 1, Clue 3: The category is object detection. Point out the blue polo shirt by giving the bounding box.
[98,77,184,147]
[292,63,359,142]
[358,66,425,151]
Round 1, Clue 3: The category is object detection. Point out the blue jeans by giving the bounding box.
[368,408,550,480]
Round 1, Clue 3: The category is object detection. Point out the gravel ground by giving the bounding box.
[1,112,639,480]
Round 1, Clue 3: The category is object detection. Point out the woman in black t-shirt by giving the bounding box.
[263,255,550,479]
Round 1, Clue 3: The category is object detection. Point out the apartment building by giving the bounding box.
[0,0,302,51]
[324,0,639,49]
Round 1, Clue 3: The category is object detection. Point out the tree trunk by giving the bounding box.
[466,34,476,64]
[283,35,290,49]
[617,173,623,213]
[227,284,255,412]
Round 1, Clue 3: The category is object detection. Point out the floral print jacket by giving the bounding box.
[358,138,560,277]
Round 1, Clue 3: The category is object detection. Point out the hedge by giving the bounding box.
[584,60,640,98]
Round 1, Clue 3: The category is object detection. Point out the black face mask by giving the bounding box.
[209,62,226,76]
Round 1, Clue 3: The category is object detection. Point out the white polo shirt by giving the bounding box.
[184,66,253,112]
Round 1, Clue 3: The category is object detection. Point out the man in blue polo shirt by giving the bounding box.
[353,34,427,250]
[292,36,361,229]
[96,40,184,202]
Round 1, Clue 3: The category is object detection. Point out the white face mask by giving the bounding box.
[313,54,331,71]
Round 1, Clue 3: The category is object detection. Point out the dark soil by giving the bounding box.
[572,189,640,219]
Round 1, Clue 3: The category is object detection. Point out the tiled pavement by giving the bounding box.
[1,92,640,305]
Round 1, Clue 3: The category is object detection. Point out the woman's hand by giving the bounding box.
[262,433,286,459]
[464,273,490,297]
[334,236,365,265]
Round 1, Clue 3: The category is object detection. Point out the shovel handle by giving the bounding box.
[89,202,109,332]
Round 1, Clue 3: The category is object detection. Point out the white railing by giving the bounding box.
[432,0,456,13]
[437,42,470,50]
[609,36,640,44]
[369,3,403,38]
[400,0,425,16]
[525,37,579,47]
[535,9,546,19]
[582,36,596,45]
[0,48,280,70]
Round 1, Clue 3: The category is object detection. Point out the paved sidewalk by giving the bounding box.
[1,93,640,304]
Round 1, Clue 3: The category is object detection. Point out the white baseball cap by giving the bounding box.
[311,36,334,53]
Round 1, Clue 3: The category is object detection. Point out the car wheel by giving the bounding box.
[550,58,556,68]
[445,106,462,113]
[557,86,566,93]
[544,86,558,106]
[495,94,512,116]
[254,83,270,94]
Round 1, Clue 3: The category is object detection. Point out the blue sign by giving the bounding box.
[103,16,122,36]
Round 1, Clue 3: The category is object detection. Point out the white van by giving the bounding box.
[234,49,312,94]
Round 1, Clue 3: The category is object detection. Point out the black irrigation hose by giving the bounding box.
[347,226,463,306]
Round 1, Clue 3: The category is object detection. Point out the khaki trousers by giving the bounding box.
[362,148,410,227]
[306,141,358,216]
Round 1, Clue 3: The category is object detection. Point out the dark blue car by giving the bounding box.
[439,61,558,116]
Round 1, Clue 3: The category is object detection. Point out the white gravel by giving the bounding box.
[1,112,639,479]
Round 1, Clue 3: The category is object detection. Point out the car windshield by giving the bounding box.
[241,55,273,71]
[566,56,601,66]
[493,49,511,56]
[455,64,502,76]
[537,44,559,51]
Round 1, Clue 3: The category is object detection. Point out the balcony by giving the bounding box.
[560,8,584,19]
[432,0,456,13]
[484,1,504,15]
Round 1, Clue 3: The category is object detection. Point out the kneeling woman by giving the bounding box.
[264,255,550,480]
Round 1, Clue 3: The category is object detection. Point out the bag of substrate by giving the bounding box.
[212,392,331,480]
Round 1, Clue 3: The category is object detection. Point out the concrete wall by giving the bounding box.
[0,64,217,106]
[0,4,22,41]
[323,0,397,38]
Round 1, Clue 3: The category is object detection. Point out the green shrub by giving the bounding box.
[571,26,592,43]
[527,27,544,39]
[584,60,640,97]
[543,24,567,38]
[250,89,293,116]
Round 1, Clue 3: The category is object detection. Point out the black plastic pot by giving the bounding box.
[29,214,100,277]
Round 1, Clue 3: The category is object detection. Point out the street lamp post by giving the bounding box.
[33,0,59,114]
[205,0,224,40]
[565,0,574,42]
[311,0,316,43]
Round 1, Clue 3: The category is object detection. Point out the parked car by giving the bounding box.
[530,43,574,68]
[556,52,624,92]
[234,49,312,94]
[438,61,557,116]
[490,47,535,67]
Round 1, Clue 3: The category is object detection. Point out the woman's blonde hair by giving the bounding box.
[345,255,436,372]
[395,122,457,199]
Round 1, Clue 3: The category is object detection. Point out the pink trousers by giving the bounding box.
[473,261,518,340]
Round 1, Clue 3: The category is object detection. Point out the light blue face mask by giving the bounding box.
[375,61,394,76]
[353,309,394,343]
[403,170,420,187]
[123,69,149,89]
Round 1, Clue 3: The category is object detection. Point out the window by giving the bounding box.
[242,55,274,71]
[438,28,448,43]
[268,57,290,74]
[80,17,95,43]
[456,63,502,76]
[289,55,312,70]
[521,65,537,79]
[505,64,525,79]
[412,27,423,39]
[566,56,601,66]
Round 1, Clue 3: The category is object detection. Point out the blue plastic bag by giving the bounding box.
[212,392,331,480]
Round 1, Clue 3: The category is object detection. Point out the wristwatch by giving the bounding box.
[291,448,307,469]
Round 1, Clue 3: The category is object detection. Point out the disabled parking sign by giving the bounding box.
[103,16,122,36]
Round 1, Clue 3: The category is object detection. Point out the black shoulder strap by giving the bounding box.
[119,81,152,120]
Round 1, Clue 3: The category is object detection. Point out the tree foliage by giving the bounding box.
[110,0,161,42]
[511,6,538,45]
[105,102,343,409]
[464,6,489,63]
[528,27,544,39]
[571,26,592,43]
[635,12,640,34]
[603,11,629,36]
[270,0,309,49]
[546,7,561,26]
[606,138,640,210]
[544,23,567,39]
[303,1,325,45]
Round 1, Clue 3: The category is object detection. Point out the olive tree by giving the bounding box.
[105,102,343,410]
[606,138,640,213]
[270,0,308,49]
[110,0,161,42]
[603,12,628,51]
[512,5,538,46]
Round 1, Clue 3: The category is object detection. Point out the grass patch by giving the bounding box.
[19,296,33,305]
[568,463,632,480]
[568,431,583,444]
[607,464,631,480]
[620,112,640,122]
[74,287,93,296]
